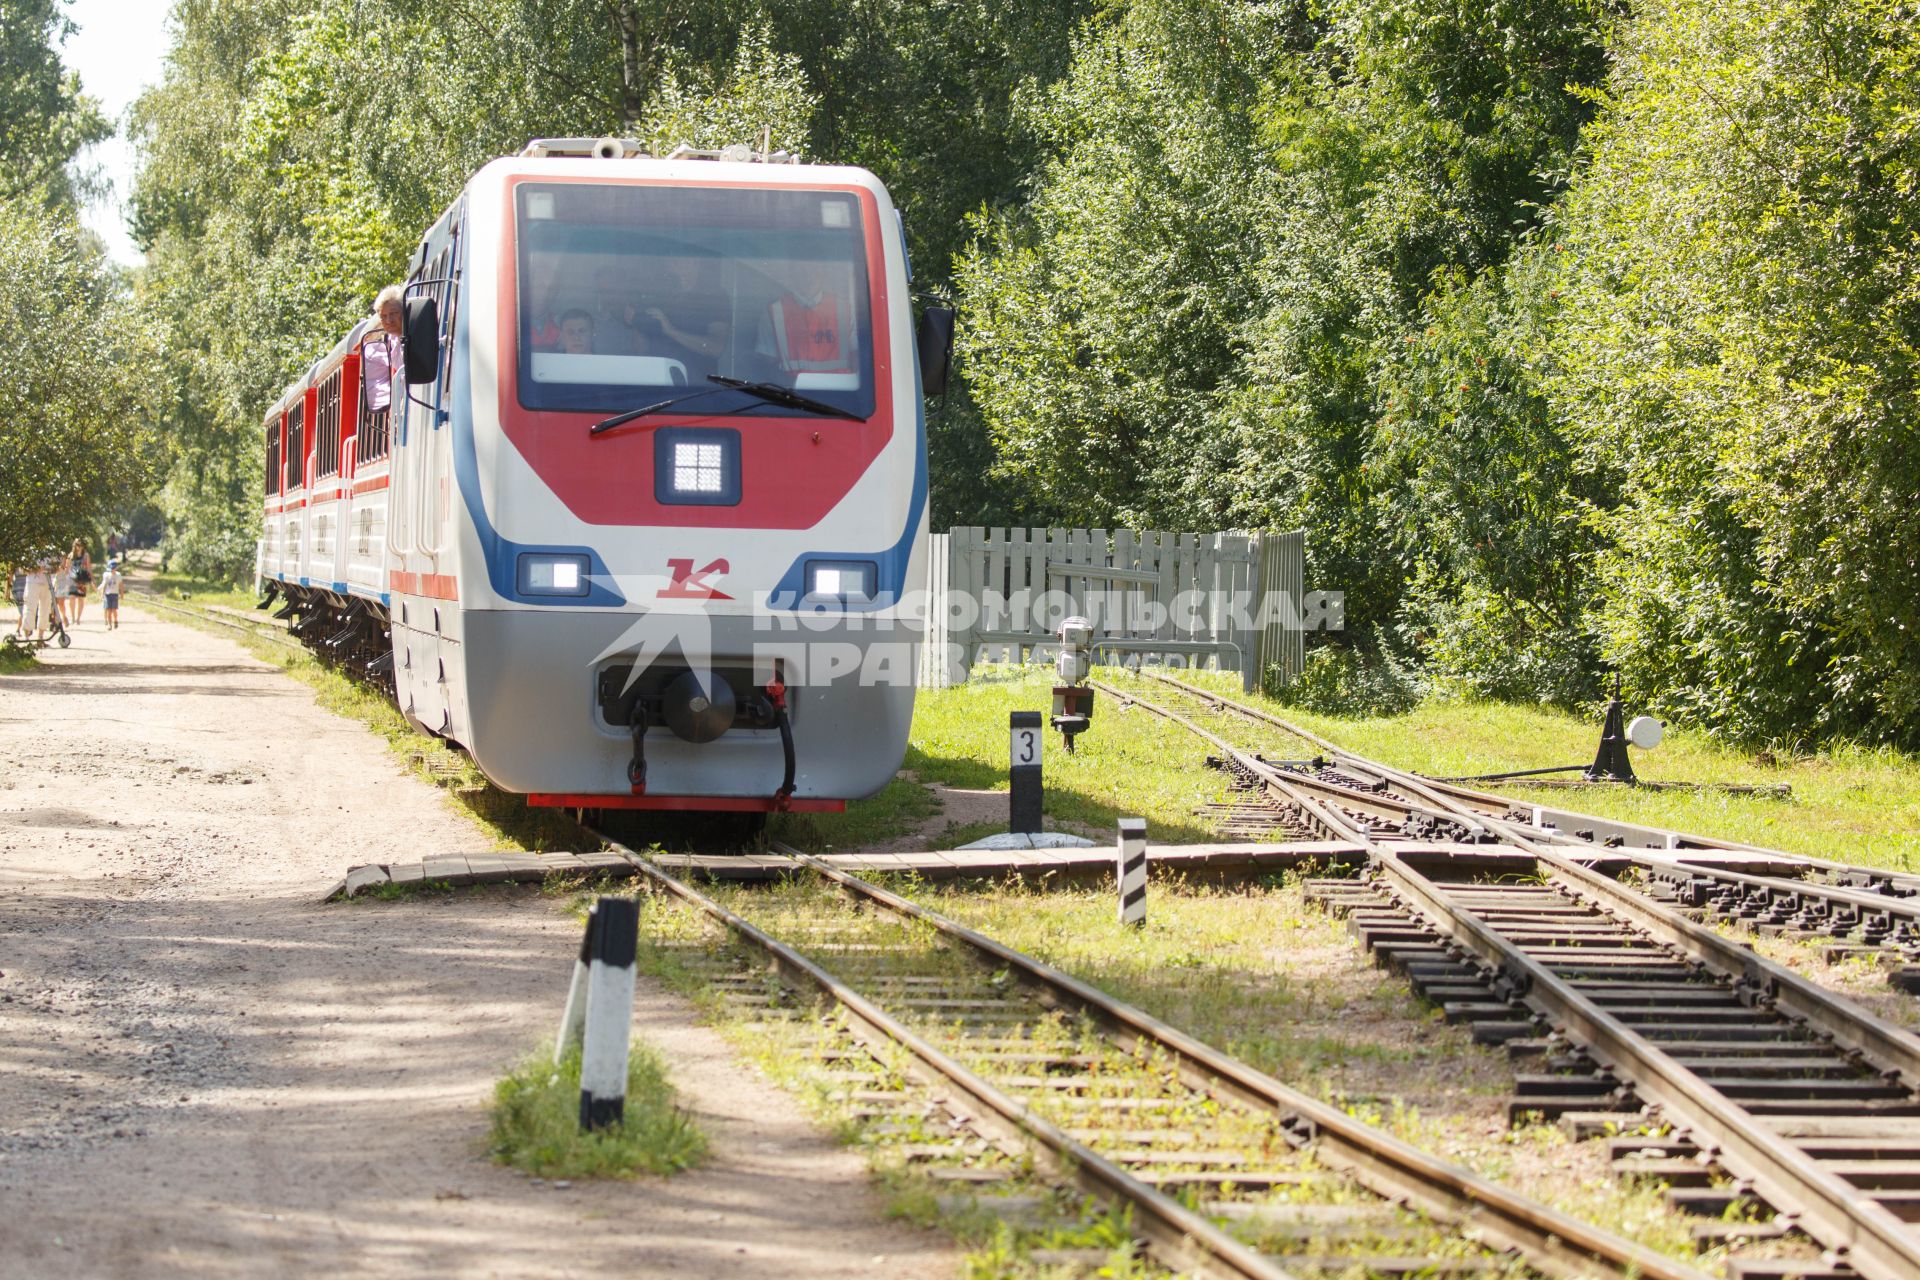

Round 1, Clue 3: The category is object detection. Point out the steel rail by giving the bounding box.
[1634,851,1920,936]
[1368,848,1920,1280]
[608,840,1292,1280]
[1140,669,1920,894]
[1137,669,1920,944]
[131,591,306,655]
[1088,679,1359,843]
[1107,671,1920,1278]
[1091,679,1494,842]
[1360,805,1920,1278]
[773,842,1710,1280]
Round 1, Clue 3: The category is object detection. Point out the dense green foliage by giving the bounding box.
[0,2,153,569]
[960,0,1920,744]
[1,0,108,207]
[1549,0,1920,741]
[118,0,1920,746]
[0,203,156,567]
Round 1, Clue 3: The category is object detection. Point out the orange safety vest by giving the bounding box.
[769,293,850,372]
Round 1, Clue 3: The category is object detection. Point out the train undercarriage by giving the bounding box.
[257,579,394,696]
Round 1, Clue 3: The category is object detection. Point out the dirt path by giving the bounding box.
[0,599,955,1278]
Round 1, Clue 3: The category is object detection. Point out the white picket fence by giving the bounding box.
[918,526,1305,693]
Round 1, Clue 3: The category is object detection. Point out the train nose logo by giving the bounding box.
[658,557,734,601]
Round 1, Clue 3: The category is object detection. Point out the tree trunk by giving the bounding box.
[611,0,644,128]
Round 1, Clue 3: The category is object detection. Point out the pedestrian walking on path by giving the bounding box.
[68,540,92,625]
[51,554,72,628]
[101,560,123,630]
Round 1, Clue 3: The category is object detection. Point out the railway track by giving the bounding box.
[1110,671,1920,969]
[607,833,1705,1280]
[1095,670,1920,1279]
[131,589,306,656]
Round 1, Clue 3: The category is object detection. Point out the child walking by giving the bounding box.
[101,560,123,630]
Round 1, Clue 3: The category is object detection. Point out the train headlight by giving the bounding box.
[805,560,877,603]
[654,428,740,506]
[517,552,591,597]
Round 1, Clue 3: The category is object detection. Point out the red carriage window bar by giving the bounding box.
[285,401,305,489]
[315,368,343,479]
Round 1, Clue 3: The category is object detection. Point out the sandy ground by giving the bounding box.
[0,600,956,1279]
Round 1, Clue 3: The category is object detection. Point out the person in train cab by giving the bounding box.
[589,276,647,355]
[558,309,596,355]
[633,255,730,380]
[523,253,566,351]
[762,259,852,380]
[361,285,404,415]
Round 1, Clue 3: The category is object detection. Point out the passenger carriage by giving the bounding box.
[259,139,950,820]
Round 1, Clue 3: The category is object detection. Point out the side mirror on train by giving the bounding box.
[916,305,956,398]
[402,296,440,384]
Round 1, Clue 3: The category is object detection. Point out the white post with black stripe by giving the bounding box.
[553,902,598,1064]
[1116,818,1147,927]
[578,895,639,1132]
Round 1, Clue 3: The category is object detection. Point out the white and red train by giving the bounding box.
[258,139,946,821]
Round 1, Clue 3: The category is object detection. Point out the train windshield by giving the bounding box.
[513,182,876,420]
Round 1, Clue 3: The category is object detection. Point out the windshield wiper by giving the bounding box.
[588,375,865,437]
[708,375,865,421]
[588,387,731,436]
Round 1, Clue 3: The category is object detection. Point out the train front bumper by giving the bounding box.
[458,609,919,801]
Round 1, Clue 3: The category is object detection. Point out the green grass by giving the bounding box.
[772,665,1253,852]
[147,569,255,609]
[913,667,1237,840]
[136,553,1920,872]
[1155,667,1920,872]
[489,1043,707,1178]
[771,774,944,850]
[0,643,36,673]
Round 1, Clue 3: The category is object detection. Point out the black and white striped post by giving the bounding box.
[553,902,598,1064]
[578,895,639,1131]
[1010,711,1043,835]
[1117,818,1147,927]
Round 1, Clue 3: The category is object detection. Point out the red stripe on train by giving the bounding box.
[388,571,459,601]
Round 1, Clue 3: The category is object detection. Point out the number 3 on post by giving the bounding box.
[1010,727,1039,766]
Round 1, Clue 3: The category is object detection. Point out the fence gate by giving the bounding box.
[920,526,1304,692]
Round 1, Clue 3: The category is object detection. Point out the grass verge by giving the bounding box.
[0,644,37,674]
[776,667,1255,853]
[489,1043,707,1178]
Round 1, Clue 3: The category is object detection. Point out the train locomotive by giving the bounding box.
[257,139,948,820]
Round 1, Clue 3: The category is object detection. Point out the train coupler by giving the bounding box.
[627,708,648,794]
[767,679,796,809]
